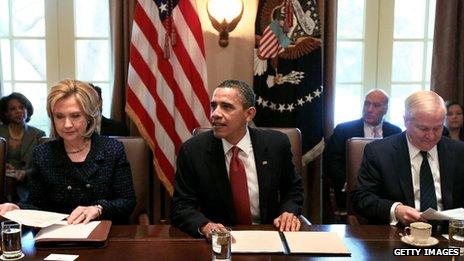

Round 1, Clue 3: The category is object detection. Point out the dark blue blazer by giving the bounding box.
[352,132,464,224]
[323,118,402,191]
[171,128,304,237]
[21,134,136,224]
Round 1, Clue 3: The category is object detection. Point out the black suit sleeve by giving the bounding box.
[277,135,304,216]
[171,144,209,237]
[323,126,347,191]
[351,143,395,223]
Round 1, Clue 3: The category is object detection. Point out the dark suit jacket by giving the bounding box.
[351,132,464,224]
[171,128,304,236]
[21,134,136,224]
[323,118,402,202]
[100,117,128,136]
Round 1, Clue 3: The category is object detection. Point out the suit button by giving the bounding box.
[67,185,72,190]
[86,184,91,188]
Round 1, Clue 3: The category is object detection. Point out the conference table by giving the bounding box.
[17,224,460,260]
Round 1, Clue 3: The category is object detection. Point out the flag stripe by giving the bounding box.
[127,64,177,167]
[129,45,182,152]
[127,0,209,194]
[178,0,205,56]
[135,4,201,133]
[126,90,175,179]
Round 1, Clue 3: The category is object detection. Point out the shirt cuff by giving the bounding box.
[389,202,402,225]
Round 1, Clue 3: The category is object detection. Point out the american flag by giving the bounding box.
[126,0,210,194]
[258,21,283,59]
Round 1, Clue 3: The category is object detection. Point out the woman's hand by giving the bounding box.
[67,205,101,225]
[0,203,20,215]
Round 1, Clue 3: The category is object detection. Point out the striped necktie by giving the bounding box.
[419,151,437,211]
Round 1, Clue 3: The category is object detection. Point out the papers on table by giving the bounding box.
[44,254,79,261]
[231,231,284,253]
[421,208,464,221]
[230,230,350,255]
[35,221,101,240]
[283,231,350,254]
[2,209,68,228]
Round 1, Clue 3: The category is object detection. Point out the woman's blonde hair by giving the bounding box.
[47,79,101,138]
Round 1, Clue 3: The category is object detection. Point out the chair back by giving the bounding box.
[0,138,6,202]
[115,137,152,225]
[346,137,376,224]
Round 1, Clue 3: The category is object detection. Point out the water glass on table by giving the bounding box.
[1,221,23,260]
[449,218,464,256]
[212,227,231,261]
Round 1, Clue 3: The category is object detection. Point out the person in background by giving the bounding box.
[0,79,136,224]
[323,89,402,221]
[171,80,303,239]
[443,101,464,141]
[352,91,464,225]
[0,93,45,203]
[89,83,128,136]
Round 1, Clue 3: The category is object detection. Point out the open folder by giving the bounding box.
[34,220,112,249]
[231,230,350,255]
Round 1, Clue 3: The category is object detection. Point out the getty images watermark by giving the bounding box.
[394,248,460,256]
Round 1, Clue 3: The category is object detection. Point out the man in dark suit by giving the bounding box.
[352,91,464,225]
[323,89,401,219]
[171,80,303,238]
[89,84,128,136]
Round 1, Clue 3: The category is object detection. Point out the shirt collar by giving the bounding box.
[406,134,438,161]
[222,128,252,155]
[364,120,383,130]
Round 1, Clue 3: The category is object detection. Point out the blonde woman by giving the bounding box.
[0,79,136,224]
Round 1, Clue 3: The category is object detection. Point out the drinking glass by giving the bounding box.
[1,221,23,259]
[449,218,464,256]
[211,227,231,261]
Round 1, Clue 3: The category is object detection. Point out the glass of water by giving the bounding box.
[211,227,231,261]
[449,218,464,255]
[1,221,23,259]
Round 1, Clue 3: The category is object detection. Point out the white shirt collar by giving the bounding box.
[406,134,438,161]
[364,121,383,130]
[222,128,252,156]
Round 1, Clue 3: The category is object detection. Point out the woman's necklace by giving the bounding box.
[8,125,24,141]
[66,141,90,154]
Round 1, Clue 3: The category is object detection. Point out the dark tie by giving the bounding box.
[419,151,437,211]
[229,146,252,225]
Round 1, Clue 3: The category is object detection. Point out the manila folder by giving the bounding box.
[34,220,112,248]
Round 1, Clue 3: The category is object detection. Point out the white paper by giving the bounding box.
[421,208,464,221]
[283,231,351,254]
[2,209,69,228]
[230,231,284,253]
[44,254,79,261]
[35,221,100,240]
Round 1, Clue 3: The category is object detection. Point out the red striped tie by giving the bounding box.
[229,146,252,225]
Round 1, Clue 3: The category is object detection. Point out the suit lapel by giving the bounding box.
[355,118,365,137]
[206,135,234,220]
[392,133,415,206]
[437,138,454,209]
[249,128,271,222]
